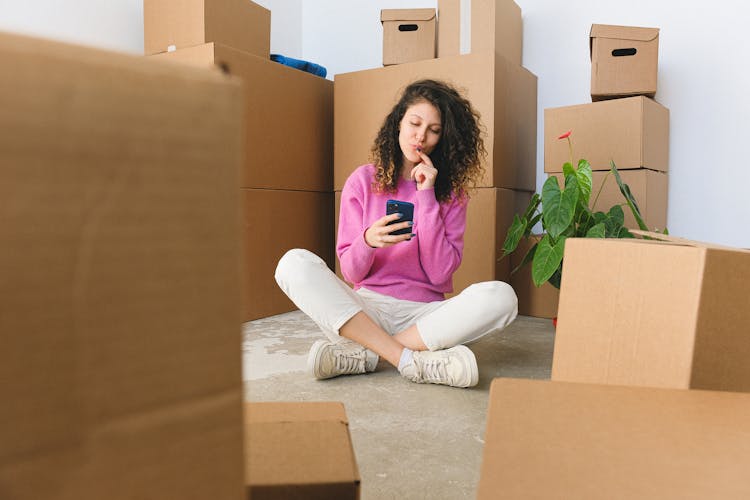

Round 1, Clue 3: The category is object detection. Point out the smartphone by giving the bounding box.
[386,200,414,235]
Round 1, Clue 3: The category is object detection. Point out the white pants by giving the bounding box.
[274,249,518,351]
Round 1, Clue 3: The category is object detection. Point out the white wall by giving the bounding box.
[0,1,747,246]
[0,0,143,54]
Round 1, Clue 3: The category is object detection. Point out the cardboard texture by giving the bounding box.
[335,51,537,191]
[545,96,669,173]
[509,235,559,318]
[144,0,270,56]
[381,8,437,66]
[0,32,244,499]
[471,0,522,65]
[478,378,750,499]
[154,42,333,192]
[551,168,668,230]
[437,0,461,58]
[451,188,531,296]
[591,24,660,101]
[243,189,334,321]
[552,236,750,392]
[245,402,360,499]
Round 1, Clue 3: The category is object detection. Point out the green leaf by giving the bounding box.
[562,162,575,178]
[607,204,625,227]
[604,205,625,237]
[575,161,593,208]
[585,222,606,238]
[528,212,543,230]
[522,193,541,222]
[511,242,537,275]
[577,208,594,236]
[619,227,635,238]
[502,214,527,256]
[542,175,579,239]
[611,161,649,231]
[532,234,566,287]
[548,267,563,289]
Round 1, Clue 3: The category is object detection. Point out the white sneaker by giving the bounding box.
[307,339,379,380]
[399,345,479,388]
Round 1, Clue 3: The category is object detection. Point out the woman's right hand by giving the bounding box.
[364,213,413,248]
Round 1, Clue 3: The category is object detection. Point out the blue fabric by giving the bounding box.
[270,54,327,78]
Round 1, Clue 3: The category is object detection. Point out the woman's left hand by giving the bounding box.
[410,151,437,191]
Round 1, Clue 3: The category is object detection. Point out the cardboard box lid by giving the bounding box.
[590,24,659,41]
[479,378,750,499]
[631,230,749,253]
[381,8,436,23]
[245,401,348,424]
[245,402,360,489]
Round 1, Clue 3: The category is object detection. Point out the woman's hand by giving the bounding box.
[410,150,438,190]
[364,213,413,248]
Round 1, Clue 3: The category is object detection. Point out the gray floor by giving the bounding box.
[243,311,555,499]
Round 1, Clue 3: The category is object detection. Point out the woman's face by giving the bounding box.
[398,100,442,168]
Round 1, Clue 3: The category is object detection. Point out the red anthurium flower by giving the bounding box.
[557,130,572,140]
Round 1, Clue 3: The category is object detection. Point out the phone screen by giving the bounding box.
[386,200,414,235]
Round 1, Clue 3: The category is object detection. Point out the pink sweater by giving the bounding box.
[337,164,467,302]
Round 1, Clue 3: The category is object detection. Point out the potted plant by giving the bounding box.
[502,130,665,289]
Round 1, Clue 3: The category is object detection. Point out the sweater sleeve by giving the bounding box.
[336,173,377,283]
[414,189,467,285]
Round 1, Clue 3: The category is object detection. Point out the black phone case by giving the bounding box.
[386,200,414,235]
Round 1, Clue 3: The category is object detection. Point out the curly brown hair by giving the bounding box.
[370,79,486,203]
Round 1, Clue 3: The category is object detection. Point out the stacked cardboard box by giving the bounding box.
[335,0,537,295]
[0,31,245,499]
[146,0,334,321]
[516,24,667,318]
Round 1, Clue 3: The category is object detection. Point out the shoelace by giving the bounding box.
[334,348,365,374]
[418,357,450,383]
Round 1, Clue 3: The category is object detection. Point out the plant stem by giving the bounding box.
[591,170,610,211]
[567,137,573,169]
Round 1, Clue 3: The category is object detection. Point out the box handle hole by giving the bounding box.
[398,24,419,32]
[612,48,637,57]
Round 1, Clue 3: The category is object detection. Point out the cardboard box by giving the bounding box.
[550,168,668,230]
[437,0,522,65]
[335,51,537,191]
[552,235,750,392]
[245,402,360,499]
[0,32,244,499]
[144,0,270,56]
[591,24,660,101]
[243,189,334,321]
[381,8,437,66]
[333,189,530,295]
[545,96,669,173]
[479,378,750,499]
[153,43,333,192]
[451,188,531,295]
[509,235,560,318]
[436,0,461,58]
[471,0,522,65]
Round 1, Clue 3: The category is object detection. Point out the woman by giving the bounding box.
[275,79,517,388]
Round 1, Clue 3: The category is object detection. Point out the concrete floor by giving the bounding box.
[243,311,555,499]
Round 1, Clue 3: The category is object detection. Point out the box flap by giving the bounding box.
[246,401,348,424]
[590,24,659,41]
[381,8,436,23]
[631,230,749,252]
